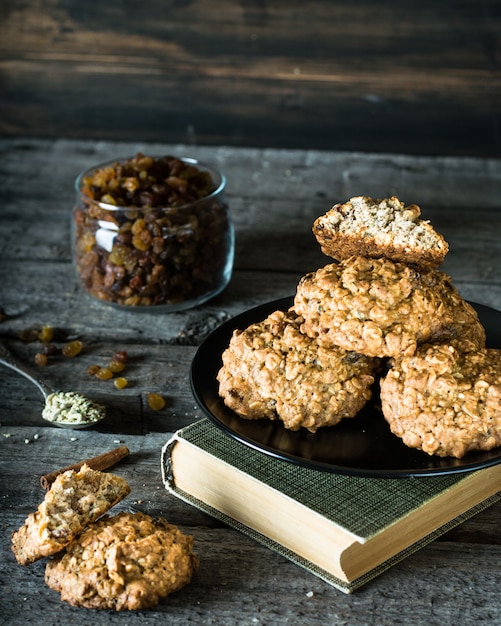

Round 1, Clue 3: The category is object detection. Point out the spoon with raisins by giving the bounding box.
[0,342,106,429]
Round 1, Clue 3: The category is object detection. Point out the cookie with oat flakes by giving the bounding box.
[294,257,453,358]
[44,511,198,611]
[380,344,501,458]
[422,270,486,353]
[217,308,379,433]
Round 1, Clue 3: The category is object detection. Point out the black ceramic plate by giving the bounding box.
[190,297,501,477]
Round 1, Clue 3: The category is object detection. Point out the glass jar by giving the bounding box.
[72,155,234,311]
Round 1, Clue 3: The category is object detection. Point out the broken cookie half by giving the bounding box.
[11,464,130,565]
[312,196,449,271]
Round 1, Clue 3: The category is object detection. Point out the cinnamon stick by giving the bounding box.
[40,445,130,489]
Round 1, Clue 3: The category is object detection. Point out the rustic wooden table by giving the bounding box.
[1,138,500,625]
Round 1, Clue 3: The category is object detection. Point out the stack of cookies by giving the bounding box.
[217,196,501,458]
[11,464,198,610]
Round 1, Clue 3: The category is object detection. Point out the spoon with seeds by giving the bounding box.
[0,342,106,429]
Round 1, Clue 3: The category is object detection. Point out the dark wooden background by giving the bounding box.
[1,0,500,157]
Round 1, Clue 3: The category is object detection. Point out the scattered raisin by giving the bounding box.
[62,340,83,357]
[147,392,166,411]
[87,364,100,376]
[112,350,128,363]
[38,325,54,343]
[109,360,125,373]
[19,328,39,343]
[114,377,128,389]
[42,343,58,356]
[95,367,114,380]
[34,353,48,366]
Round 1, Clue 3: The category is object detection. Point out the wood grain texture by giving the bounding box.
[0,1,500,155]
[0,138,500,624]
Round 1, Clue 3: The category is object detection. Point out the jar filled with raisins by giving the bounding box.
[72,154,234,311]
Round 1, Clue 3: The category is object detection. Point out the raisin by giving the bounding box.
[147,392,166,410]
[38,325,54,343]
[101,194,117,205]
[114,377,128,389]
[131,218,146,235]
[95,367,113,380]
[34,353,48,366]
[19,328,39,343]
[42,343,58,356]
[112,350,129,363]
[109,360,125,373]
[62,340,83,357]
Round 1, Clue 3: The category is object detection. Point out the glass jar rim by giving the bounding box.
[74,155,226,212]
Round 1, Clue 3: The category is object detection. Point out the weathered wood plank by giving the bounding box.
[0,2,500,155]
[2,140,501,210]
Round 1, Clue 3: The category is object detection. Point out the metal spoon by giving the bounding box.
[0,342,106,429]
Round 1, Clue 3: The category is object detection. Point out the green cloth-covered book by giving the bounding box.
[161,418,501,593]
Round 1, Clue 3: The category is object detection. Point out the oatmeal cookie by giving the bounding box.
[217,309,378,432]
[422,270,486,353]
[313,196,448,271]
[380,344,501,458]
[294,257,452,358]
[45,511,198,611]
[11,464,130,565]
